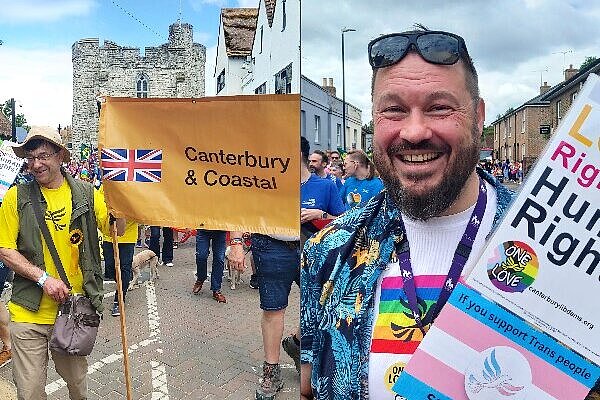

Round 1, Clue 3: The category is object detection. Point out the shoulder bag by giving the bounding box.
[30,185,101,356]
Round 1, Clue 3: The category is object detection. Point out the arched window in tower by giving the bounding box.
[136,75,149,98]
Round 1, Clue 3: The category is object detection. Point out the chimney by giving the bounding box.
[564,64,578,81]
[321,77,336,97]
[540,81,551,95]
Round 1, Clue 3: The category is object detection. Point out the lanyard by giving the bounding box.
[395,177,487,333]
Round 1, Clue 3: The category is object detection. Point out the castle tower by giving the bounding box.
[71,39,101,157]
[169,22,193,48]
[71,24,205,160]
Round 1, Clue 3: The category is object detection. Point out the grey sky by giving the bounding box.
[301,0,600,125]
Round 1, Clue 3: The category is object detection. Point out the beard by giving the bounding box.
[373,124,480,220]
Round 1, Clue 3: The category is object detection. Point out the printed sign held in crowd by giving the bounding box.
[393,74,600,399]
[0,140,25,202]
[99,95,299,236]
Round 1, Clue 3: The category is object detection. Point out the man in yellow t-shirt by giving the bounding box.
[101,204,138,316]
[0,128,124,400]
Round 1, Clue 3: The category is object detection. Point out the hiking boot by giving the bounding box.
[111,302,120,317]
[212,291,227,303]
[255,362,283,399]
[0,347,12,368]
[249,274,259,289]
[192,280,203,294]
[282,335,300,374]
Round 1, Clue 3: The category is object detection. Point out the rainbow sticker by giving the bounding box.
[487,241,538,293]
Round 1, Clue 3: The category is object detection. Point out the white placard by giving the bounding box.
[467,73,600,364]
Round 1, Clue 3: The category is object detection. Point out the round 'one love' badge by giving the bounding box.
[486,241,538,293]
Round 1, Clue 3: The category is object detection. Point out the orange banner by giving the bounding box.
[98,95,299,236]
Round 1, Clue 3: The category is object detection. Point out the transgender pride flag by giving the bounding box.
[392,284,600,400]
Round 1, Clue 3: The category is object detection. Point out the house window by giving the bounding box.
[508,118,512,137]
[353,129,358,148]
[521,112,526,133]
[336,123,342,147]
[557,100,562,120]
[503,121,507,139]
[522,144,526,156]
[274,63,292,94]
[314,115,321,144]
[216,69,225,94]
[259,26,263,54]
[301,110,306,137]
[281,0,286,31]
[136,74,149,98]
[571,92,577,103]
[255,82,266,94]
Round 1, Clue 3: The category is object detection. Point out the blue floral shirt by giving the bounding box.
[300,169,515,400]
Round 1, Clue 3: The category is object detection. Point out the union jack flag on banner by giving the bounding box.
[101,148,162,182]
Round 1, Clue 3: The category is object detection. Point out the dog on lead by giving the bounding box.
[225,246,253,290]
[128,249,159,290]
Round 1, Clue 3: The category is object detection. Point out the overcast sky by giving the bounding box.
[301,0,600,126]
[0,0,255,129]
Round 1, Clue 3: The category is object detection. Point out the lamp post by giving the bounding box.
[341,27,356,151]
[11,98,17,142]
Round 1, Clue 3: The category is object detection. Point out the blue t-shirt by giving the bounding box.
[340,176,384,209]
[301,174,345,216]
[301,174,345,237]
[323,173,344,193]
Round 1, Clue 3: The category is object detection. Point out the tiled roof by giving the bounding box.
[221,8,258,57]
[0,112,11,137]
[491,57,600,125]
[264,0,276,28]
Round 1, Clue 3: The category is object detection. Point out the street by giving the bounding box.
[0,236,300,399]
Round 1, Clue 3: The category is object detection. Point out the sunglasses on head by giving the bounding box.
[368,31,468,69]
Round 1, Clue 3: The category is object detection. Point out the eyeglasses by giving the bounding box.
[25,150,59,164]
[368,31,468,69]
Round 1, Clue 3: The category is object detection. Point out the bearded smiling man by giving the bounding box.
[299,26,515,400]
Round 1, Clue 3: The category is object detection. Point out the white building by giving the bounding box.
[214,8,258,96]
[214,0,300,96]
[301,76,362,151]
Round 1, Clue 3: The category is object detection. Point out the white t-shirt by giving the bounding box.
[368,182,497,399]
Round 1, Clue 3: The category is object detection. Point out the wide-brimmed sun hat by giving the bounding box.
[12,126,70,163]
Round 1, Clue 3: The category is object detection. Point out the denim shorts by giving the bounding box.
[251,234,300,311]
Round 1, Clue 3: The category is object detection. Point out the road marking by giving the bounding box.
[146,280,170,399]
[45,280,170,398]
[45,337,158,394]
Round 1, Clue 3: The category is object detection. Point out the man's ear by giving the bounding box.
[476,98,485,134]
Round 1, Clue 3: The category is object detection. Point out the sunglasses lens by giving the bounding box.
[370,35,410,68]
[416,33,460,64]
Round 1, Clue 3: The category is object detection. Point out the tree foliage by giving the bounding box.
[580,56,599,71]
[1,99,30,139]
[362,120,374,135]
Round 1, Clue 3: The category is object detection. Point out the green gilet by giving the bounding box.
[12,172,104,313]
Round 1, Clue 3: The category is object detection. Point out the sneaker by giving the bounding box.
[255,362,283,399]
[0,347,11,368]
[111,302,120,317]
[165,262,174,267]
[249,274,259,289]
[173,242,179,249]
[192,280,203,294]
[282,335,300,374]
[212,291,227,303]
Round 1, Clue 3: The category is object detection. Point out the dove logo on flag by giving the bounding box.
[101,148,162,182]
[465,346,531,400]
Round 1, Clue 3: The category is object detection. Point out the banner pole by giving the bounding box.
[111,222,133,400]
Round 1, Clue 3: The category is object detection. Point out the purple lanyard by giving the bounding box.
[395,177,487,333]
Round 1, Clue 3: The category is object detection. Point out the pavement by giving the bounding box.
[0,236,300,399]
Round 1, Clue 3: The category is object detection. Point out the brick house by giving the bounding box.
[491,59,600,171]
